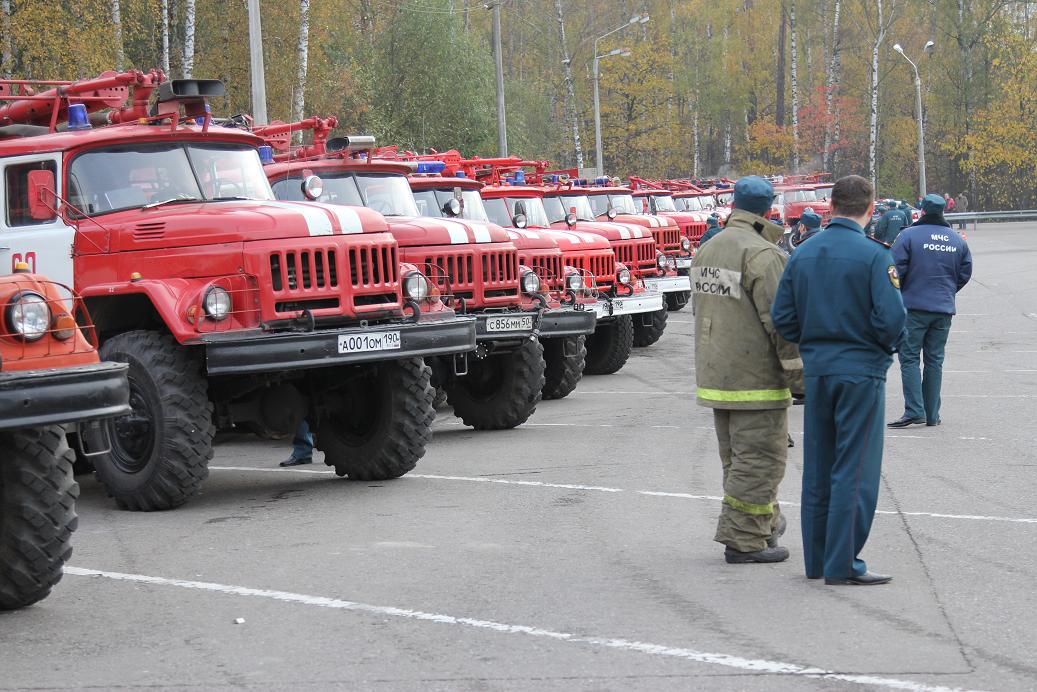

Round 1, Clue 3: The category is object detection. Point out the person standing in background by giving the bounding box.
[954,192,969,230]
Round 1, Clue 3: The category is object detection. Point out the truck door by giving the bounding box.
[0,154,75,285]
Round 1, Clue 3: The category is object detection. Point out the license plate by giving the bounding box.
[485,315,534,332]
[337,331,401,354]
[644,279,661,292]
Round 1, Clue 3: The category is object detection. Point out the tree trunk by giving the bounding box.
[161,0,171,74]
[183,0,196,78]
[790,0,800,170]
[822,0,841,171]
[776,3,786,127]
[554,0,584,169]
[292,0,311,127]
[360,0,375,42]
[868,0,884,188]
[111,0,124,71]
[693,109,701,177]
[724,121,732,166]
[463,0,470,34]
[1,0,12,79]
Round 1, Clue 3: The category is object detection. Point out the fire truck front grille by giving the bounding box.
[564,252,614,292]
[270,249,339,291]
[653,227,682,253]
[613,239,657,275]
[682,221,707,242]
[525,252,564,289]
[422,247,519,306]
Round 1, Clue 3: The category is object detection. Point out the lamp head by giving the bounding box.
[639,15,650,23]
[628,15,639,24]
[893,43,904,54]
[923,40,935,52]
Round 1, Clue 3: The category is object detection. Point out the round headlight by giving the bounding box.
[404,271,429,301]
[681,237,692,251]
[607,208,618,220]
[512,213,528,229]
[656,253,668,270]
[521,270,541,295]
[617,268,631,284]
[6,292,50,341]
[565,212,578,227]
[565,272,584,291]
[301,174,324,201]
[443,198,462,217]
[203,286,232,320]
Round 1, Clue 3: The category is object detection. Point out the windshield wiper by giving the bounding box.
[142,194,201,209]
[211,196,251,201]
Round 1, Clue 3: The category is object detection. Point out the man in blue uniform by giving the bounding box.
[772,175,906,585]
[698,213,722,245]
[887,194,973,428]
[873,204,908,246]
[791,209,822,248]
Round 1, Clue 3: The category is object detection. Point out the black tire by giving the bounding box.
[315,357,434,480]
[0,427,78,610]
[541,336,586,400]
[633,307,668,347]
[665,290,690,311]
[90,331,214,511]
[584,315,633,375]
[446,338,545,430]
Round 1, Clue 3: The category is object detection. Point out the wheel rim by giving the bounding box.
[108,378,157,474]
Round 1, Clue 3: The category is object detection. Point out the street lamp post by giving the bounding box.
[893,40,934,198]
[593,14,648,175]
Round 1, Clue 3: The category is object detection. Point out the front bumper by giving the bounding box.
[593,291,664,319]
[0,362,130,431]
[202,315,477,376]
[642,275,692,294]
[473,308,596,342]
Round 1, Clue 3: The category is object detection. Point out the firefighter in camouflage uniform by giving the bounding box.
[691,176,805,564]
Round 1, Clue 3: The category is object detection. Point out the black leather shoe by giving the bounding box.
[279,456,313,467]
[824,571,892,585]
[767,515,787,548]
[725,546,790,564]
[887,416,925,428]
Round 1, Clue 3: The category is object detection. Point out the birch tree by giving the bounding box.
[790,0,800,170]
[553,0,584,169]
[866,0,897,187]
[183,0,196,78]
[161,0,170,74]
[1,0,11,79]
[292,0,311,125]
[111,0,124,71]
[823,0,841,170]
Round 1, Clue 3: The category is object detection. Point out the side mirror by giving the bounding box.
[443,197,462,217]
[301,175,323,200]
[606,207,617,220]
[512,213,527,229]
[27,169,57,221]
[565,212,577,227]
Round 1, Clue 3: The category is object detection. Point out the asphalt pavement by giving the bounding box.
[2,222,1035,691]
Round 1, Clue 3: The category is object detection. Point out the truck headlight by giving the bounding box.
[203,286,232,320]
[565,272,584,291]
[403,271,429,300]
[681,237,692,252]
[521,270,541,295]
[6,291,50,341]
[656,253,671,270]
[616,267,631,284]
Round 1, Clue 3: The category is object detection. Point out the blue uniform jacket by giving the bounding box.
[771,217,907,378]
[890,220,972,315]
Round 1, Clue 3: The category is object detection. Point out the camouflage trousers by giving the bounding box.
[712,408,788,552]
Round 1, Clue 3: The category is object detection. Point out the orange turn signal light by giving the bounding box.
[52,313,78,341]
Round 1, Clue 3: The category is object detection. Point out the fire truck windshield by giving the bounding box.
[354,173,420,217]
[543,195,595,223]
[507,197,550,227]
[681,196,703,211]
[715,191,734,204]
[650,195,677,212]
[585,193,612,218]
[67,142,273,216]
[607,194,638,214]
[413,189,490,222]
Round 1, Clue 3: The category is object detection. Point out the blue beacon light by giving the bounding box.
[67,103,91,130]
[416,161,447,174]
[258,145,275,164]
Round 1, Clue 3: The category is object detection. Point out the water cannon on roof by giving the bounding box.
[250,116,350,161]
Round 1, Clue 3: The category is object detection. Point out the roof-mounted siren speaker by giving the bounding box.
[156,79,226,118]
[326,135,376,153]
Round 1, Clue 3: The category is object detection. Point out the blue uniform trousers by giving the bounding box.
[897,310,952,423]
[290,419,314,460]
[802,375,885,579]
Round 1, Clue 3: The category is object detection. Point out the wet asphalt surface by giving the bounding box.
[1,221,1035,691]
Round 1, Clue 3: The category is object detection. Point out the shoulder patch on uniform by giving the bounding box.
[868,235,891,248]
[887,264,901,289]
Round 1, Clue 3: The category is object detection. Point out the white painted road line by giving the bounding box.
[63,566,968,692]
[208,467,1037,525]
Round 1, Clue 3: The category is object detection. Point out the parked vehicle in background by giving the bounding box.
[0,72,474,511]
[0,265,129,609]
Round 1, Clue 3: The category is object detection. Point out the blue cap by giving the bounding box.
[921,194,945,214]
[706,214,719,226]
[800,210,822,229]
[732,175,774,216]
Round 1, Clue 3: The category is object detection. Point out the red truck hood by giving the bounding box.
[784,200,832,218]
[549,220,652,243]
[502,228,559,251]
[613,214,680,231]
[383,216,511,248]
[532,228,611,252]
[102,200,390,253]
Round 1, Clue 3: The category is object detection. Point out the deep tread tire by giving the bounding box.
[665,290,690,311]
[447,338,545,430]
[315,358,435,480]
[542,336,586,400]
[584,315,633,375]
[0,427,78,610]
[633,307,668,347]
[92,331,214,511]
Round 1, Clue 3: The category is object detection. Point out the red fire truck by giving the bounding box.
[0,71,476,511]
[0,265,129,609]
[256,119,595,428]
